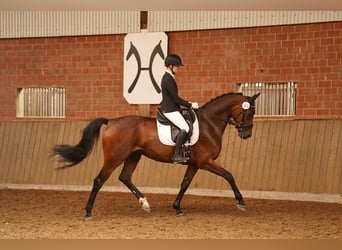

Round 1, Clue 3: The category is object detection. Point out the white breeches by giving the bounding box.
[163,111,190,133]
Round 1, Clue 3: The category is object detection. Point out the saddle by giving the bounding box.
[157,108,196,143]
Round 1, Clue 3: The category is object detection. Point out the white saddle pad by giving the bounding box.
[156,115,199,146]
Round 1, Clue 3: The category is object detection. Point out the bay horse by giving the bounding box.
[52,92,260,220]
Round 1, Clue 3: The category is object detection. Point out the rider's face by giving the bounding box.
[171,65,179,74]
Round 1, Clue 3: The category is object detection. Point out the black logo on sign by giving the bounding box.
[126,40,165,94]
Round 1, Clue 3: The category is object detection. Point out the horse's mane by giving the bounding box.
[201,92,243,109]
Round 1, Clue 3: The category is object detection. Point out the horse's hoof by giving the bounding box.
[143,206,151,213]
[84,216,92,221]
[176,213,184,217]
[139,197,151,213]
[237,204,246,211]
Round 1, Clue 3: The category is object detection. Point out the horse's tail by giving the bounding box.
[52,118,109,169]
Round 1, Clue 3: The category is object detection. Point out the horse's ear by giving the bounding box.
[249,93,261,102]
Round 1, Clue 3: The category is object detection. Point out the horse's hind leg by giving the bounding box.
[85,161,121,220]
[119,151,150,212]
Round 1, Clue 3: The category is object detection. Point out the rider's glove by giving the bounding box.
[191,102,199,109]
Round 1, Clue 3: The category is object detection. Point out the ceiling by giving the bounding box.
[1,0,340,11]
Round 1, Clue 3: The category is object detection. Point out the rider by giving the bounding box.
[159,54,199,163]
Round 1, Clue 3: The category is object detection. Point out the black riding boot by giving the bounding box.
[172,130,188,163]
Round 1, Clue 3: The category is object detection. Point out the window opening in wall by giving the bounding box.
[16,87,66,118]
[236,82,297,116]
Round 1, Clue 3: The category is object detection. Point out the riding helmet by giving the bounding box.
[164,54,184,66]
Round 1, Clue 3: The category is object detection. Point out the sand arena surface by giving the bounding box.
[0,189,341,239]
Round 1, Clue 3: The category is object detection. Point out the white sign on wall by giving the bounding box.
[123,32,168,104]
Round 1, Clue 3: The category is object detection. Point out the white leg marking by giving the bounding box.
[139,197,151,213]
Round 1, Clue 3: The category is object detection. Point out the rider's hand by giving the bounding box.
[191,102,199,109]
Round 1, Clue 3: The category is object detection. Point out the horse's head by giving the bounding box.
[230,93,260,139]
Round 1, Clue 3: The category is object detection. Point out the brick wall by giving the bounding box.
[0,35,135,120]
[170,22,342,119]
[0,21,341,120]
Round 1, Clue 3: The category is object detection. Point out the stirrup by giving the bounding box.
[172,152,189,164]
[172,156,188,164]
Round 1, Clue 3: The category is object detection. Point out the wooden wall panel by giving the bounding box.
[0,120,341,195]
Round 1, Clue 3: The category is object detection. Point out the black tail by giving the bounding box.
[52,118,109,169]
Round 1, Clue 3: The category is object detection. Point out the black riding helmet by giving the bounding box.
[164,54,184,66]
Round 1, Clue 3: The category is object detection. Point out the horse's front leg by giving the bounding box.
[203,159,246,211]
[224,171,246,211]
[173,165,198,216]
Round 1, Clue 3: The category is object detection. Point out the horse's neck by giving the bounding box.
[207,96,239,119]
[201,97,238,132]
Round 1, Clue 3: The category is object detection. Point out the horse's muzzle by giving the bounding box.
[238,131,252,139]
[236,124,253,139]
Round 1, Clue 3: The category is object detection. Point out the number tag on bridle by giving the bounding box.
[242,102,250,110]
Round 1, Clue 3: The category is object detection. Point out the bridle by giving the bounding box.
[228,110,253,132]
[228,101,255,132]
[214,93,260,132]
